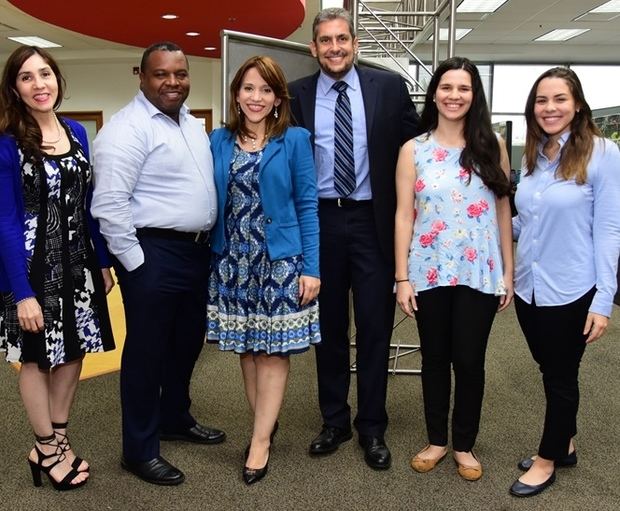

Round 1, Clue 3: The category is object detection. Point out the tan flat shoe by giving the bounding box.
[454,451,483,481]
[410,445,448,473]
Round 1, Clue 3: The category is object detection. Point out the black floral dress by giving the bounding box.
[0,122,114,369]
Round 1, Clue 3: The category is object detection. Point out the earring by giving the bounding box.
[273,106,278,119]
[236,103,241,115]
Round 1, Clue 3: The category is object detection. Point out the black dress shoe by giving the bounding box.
[359,435,391,470]
[518,450,577,471]
[243,449,270,485]
[121,456,185,486]
[161,422,226,444]
[510,471,556,497]
[309,426,353,455]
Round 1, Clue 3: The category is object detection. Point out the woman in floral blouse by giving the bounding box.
[394,57,513,481]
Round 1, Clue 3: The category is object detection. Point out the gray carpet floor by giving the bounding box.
[0,304,618,511]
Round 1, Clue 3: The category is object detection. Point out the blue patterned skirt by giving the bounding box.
[206,145,320,355]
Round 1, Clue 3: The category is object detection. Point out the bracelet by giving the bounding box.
[395,279,409,283]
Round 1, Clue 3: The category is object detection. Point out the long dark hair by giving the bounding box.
[226,55,291,141]
[523,67,600,184]
[420,56,510,197]
[0,45,66,159]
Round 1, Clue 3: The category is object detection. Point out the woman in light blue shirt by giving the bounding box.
[510,67,620,498]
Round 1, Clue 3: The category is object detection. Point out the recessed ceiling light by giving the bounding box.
[429,28,473,41]
[534,29,590,42]
[204,46,217,51]
[457,0,509,13]
[186,31,200,37]
[590,0,620,13]
[7,36,62,48]
[161,14,179,20]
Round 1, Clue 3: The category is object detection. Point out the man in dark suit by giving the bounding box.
[289,8,420,469]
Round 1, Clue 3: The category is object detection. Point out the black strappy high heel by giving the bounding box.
[52,421,89,472]
[28,433,88,491]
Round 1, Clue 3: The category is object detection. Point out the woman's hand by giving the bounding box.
[299,275,320,306]
[498,273,514,312]
[101,268,115,295]
[17,297,44,333]
[396,281,417,318]
[584,312,608,344]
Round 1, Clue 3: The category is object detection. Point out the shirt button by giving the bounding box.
[266,218,272,224]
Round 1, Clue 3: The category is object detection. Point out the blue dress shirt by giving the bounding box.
[314,67,371,200]
[513,133,620,317]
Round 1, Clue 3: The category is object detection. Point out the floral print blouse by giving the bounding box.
[408,133,506,296]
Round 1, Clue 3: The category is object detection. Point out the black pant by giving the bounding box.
[514,288,594,461]
[414,286,499,451]
[316,201,394,436]
[115,233,210,461]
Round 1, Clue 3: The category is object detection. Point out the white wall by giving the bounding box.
[58,57,222,126]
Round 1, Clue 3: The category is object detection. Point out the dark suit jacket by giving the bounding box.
[288,66,420,262]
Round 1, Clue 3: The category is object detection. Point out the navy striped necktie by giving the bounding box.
[332,81,356,197]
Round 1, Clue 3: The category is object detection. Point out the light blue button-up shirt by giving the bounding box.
[513,133,620,316]
[314,67,371,199]
[91,91,217,271]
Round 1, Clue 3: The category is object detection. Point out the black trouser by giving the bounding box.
[115,233,210,461]
[414,286,499,451]
[514,288,594,461]
[316,200,394,436]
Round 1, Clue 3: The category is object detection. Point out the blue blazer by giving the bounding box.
[210,126,319,278]
[0,118,110,301]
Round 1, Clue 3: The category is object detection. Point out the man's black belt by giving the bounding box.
[319,198,372,208]
[137,227,210,244]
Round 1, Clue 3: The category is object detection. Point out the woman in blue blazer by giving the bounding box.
[207,56,320,485]
[0,46,114,491]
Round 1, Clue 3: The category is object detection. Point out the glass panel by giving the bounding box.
[492,64,562,114]
[570,66,620,110]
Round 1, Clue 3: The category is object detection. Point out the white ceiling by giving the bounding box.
[0,0,619,64]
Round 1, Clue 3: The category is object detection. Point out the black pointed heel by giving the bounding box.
[28,433,88,491]
[52,421,89,472]
[243,447,270,485]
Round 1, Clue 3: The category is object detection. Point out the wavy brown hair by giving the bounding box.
[524,67,601,184]
[0,45,66,159]
[226,55,291,141]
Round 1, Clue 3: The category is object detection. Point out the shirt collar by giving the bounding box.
[136,90,189,120]
[318,66,359,96]
[538,130,571,156]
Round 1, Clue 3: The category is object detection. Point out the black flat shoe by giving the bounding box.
[509,471,556,497]
[121,456,185,486]
[518,450,577,471]
[161,422,226,445]
[309,426,353,455]
[359,435,391,470]
[243,450,270,485]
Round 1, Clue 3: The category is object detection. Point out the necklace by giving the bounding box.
[42,115,62,145]
[241,134,265,151]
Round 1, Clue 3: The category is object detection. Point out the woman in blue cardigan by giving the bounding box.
[207,55,320,484]
[0,46,114,491]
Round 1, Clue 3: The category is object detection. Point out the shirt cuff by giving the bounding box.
[116,244,145,272]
